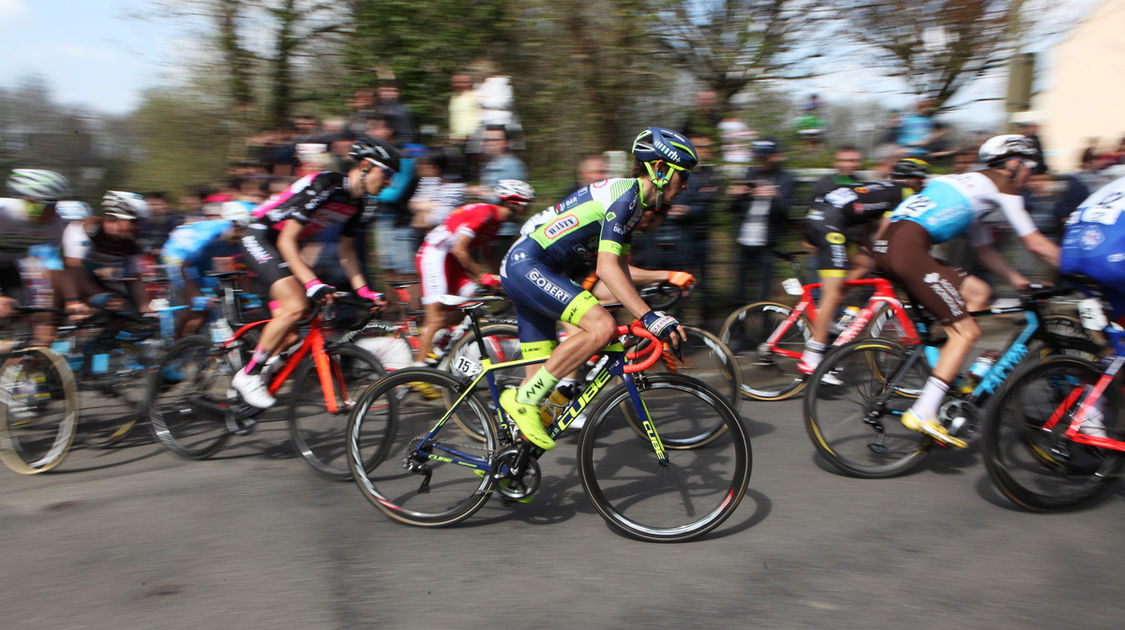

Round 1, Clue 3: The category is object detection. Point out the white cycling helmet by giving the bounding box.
[102,190,149,221]
[978,134,1038,168]
[7,169,71,201]
[55,200,91,221]
[220,200,255,227]
[494,179,536,206]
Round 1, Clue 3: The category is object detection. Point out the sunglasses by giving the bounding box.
[666,163,691,184]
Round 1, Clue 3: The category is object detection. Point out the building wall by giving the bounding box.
[1039,0,1125,172]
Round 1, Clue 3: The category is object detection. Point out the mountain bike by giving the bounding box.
[803,286,1099,478]
[0,307,79,474]
[982,277,1125,510]
[346,295,752,542]
[146,284,384,479]
[719,250,919,401]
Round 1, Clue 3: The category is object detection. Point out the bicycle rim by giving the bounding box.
[288,345,384,480]
[0,347,79,474]
[348,368,499,527]
[720,302,809,401]
[804,339,931,478]
[982,356,1125,511]
[579,374,752,542]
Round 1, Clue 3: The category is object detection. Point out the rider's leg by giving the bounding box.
[232,276,304,408]
[800,273,845,373]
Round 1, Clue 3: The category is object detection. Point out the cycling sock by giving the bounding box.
[910,376,950,420]
[516,367,559,407]
[801,341,826,367]
[243,346,271,376]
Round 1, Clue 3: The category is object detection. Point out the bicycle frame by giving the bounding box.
[767,276,919,359]
[222,315,345,413]
[1040,325,1125,453]
[408,320,666,475]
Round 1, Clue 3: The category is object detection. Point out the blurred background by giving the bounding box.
[2,0,1123,318]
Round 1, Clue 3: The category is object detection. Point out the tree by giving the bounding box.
[841,0,1018,108]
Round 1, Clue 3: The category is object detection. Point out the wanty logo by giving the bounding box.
[544,214,579,239]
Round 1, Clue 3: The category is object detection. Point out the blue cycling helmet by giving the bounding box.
[631,127,698,170]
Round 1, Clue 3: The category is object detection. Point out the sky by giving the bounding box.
[0,0,1105,123]
[0,0,187,115]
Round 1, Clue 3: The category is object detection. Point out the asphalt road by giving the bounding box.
[3,317,1124,629]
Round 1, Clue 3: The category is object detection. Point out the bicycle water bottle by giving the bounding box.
[539,384,576,427]
[969,349,1001,381]
[211,318,234,344]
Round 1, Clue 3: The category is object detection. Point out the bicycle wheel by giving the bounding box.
[347,368,500,527]
[804,338,932,478]
[720,302,810,401]
[444,322,522,440]
[146,335,239,459]
[578,373,752,542]
[0,347,79,474]
[981,355,1125,511]
[644,325,743,407]
[287,344,385,480]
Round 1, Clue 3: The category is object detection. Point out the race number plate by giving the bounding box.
[1077,298,1109,332]
[453,355,483,378]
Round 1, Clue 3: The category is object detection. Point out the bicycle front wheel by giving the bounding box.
[578,373,752,542]
[720,302,810,401]
[804,338,932,478]
[146,335,238,459]
[287,344,385,480]
[0,346,79,474]
[981,356,1125,511]
[347,368,500,527]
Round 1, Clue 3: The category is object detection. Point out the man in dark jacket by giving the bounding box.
[729,139,796,304]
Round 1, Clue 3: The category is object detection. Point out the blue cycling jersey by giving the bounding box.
[162,220,237,266]
[1061,176,1125,317]
[888,172,1036,245]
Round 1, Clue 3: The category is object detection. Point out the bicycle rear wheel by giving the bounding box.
[146,335,240,459]
[0,347,79,474]
[79,341,151,448]
[578,373,752,542]
[287,344,385,480]
[347,368,500,527]
[981,356,1125,511]
[804,338,932,478]
[720,302,810,401]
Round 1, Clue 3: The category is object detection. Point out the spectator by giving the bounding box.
[347,88,378,137]
[293,114,323,143]
[897,96,936,157]
[950,149,977,174]
[258,121,298,177]
[661,131,721,322]
[924,121,958,166]
[794,96,827,150]
[368,122,421,283]
[410,148,466,245]
[1052,148,1116,237]
[682,88,722,143]
[448,72,480,161]
[566,154,610,196]
[869,143,906,182]
[729,139,796,304]
[469,124,527,203]
[376,80,416,144]
[883,109,903,145]
[473,59,521,141]
[138,192,180,254]
[718,109,754,177]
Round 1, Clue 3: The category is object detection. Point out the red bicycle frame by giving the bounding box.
[1041,355,1125,453]
[766,276,920,360]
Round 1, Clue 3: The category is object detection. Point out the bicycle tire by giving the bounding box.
[80,339,152,449]
[981,355,1125,511]
[444,322,522,440]
[719,301,811,401]
[146,335,238,459]
[347,368,500,527]
[287,344,385,480]
[0,346,79,474]
[578,373,752,542]
[804,338,932,478]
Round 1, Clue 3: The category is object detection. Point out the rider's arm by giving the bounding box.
[449,232,487,283]
[994,192,1059,267]
[596,251,650,321]
[972,244,1030,290]
[275,219,319,286]
[337,235,367,291]
[625,265,670,287]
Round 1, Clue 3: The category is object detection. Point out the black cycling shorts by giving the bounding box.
[239,226,292,291]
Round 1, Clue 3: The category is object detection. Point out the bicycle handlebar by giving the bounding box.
[621,321,663,374]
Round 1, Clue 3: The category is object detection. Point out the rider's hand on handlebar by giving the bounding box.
[355,285,386,312]
[479,273,502,290]
[641,309,686,351]
[305,279,335,303]
[667,271,696,289]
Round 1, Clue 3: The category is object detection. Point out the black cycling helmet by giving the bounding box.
[892,157,929,180]
[349,137,402,173]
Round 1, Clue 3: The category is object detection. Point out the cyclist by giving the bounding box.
[0,169,74,321]
[872,134,1059,447]
[63,191,154,316]
[797,159,929,375]
[232,137,399,408]
[161,201,253,336]
[1060,175,1125,324]
[414,179,535,365]
[497,127,695,451]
